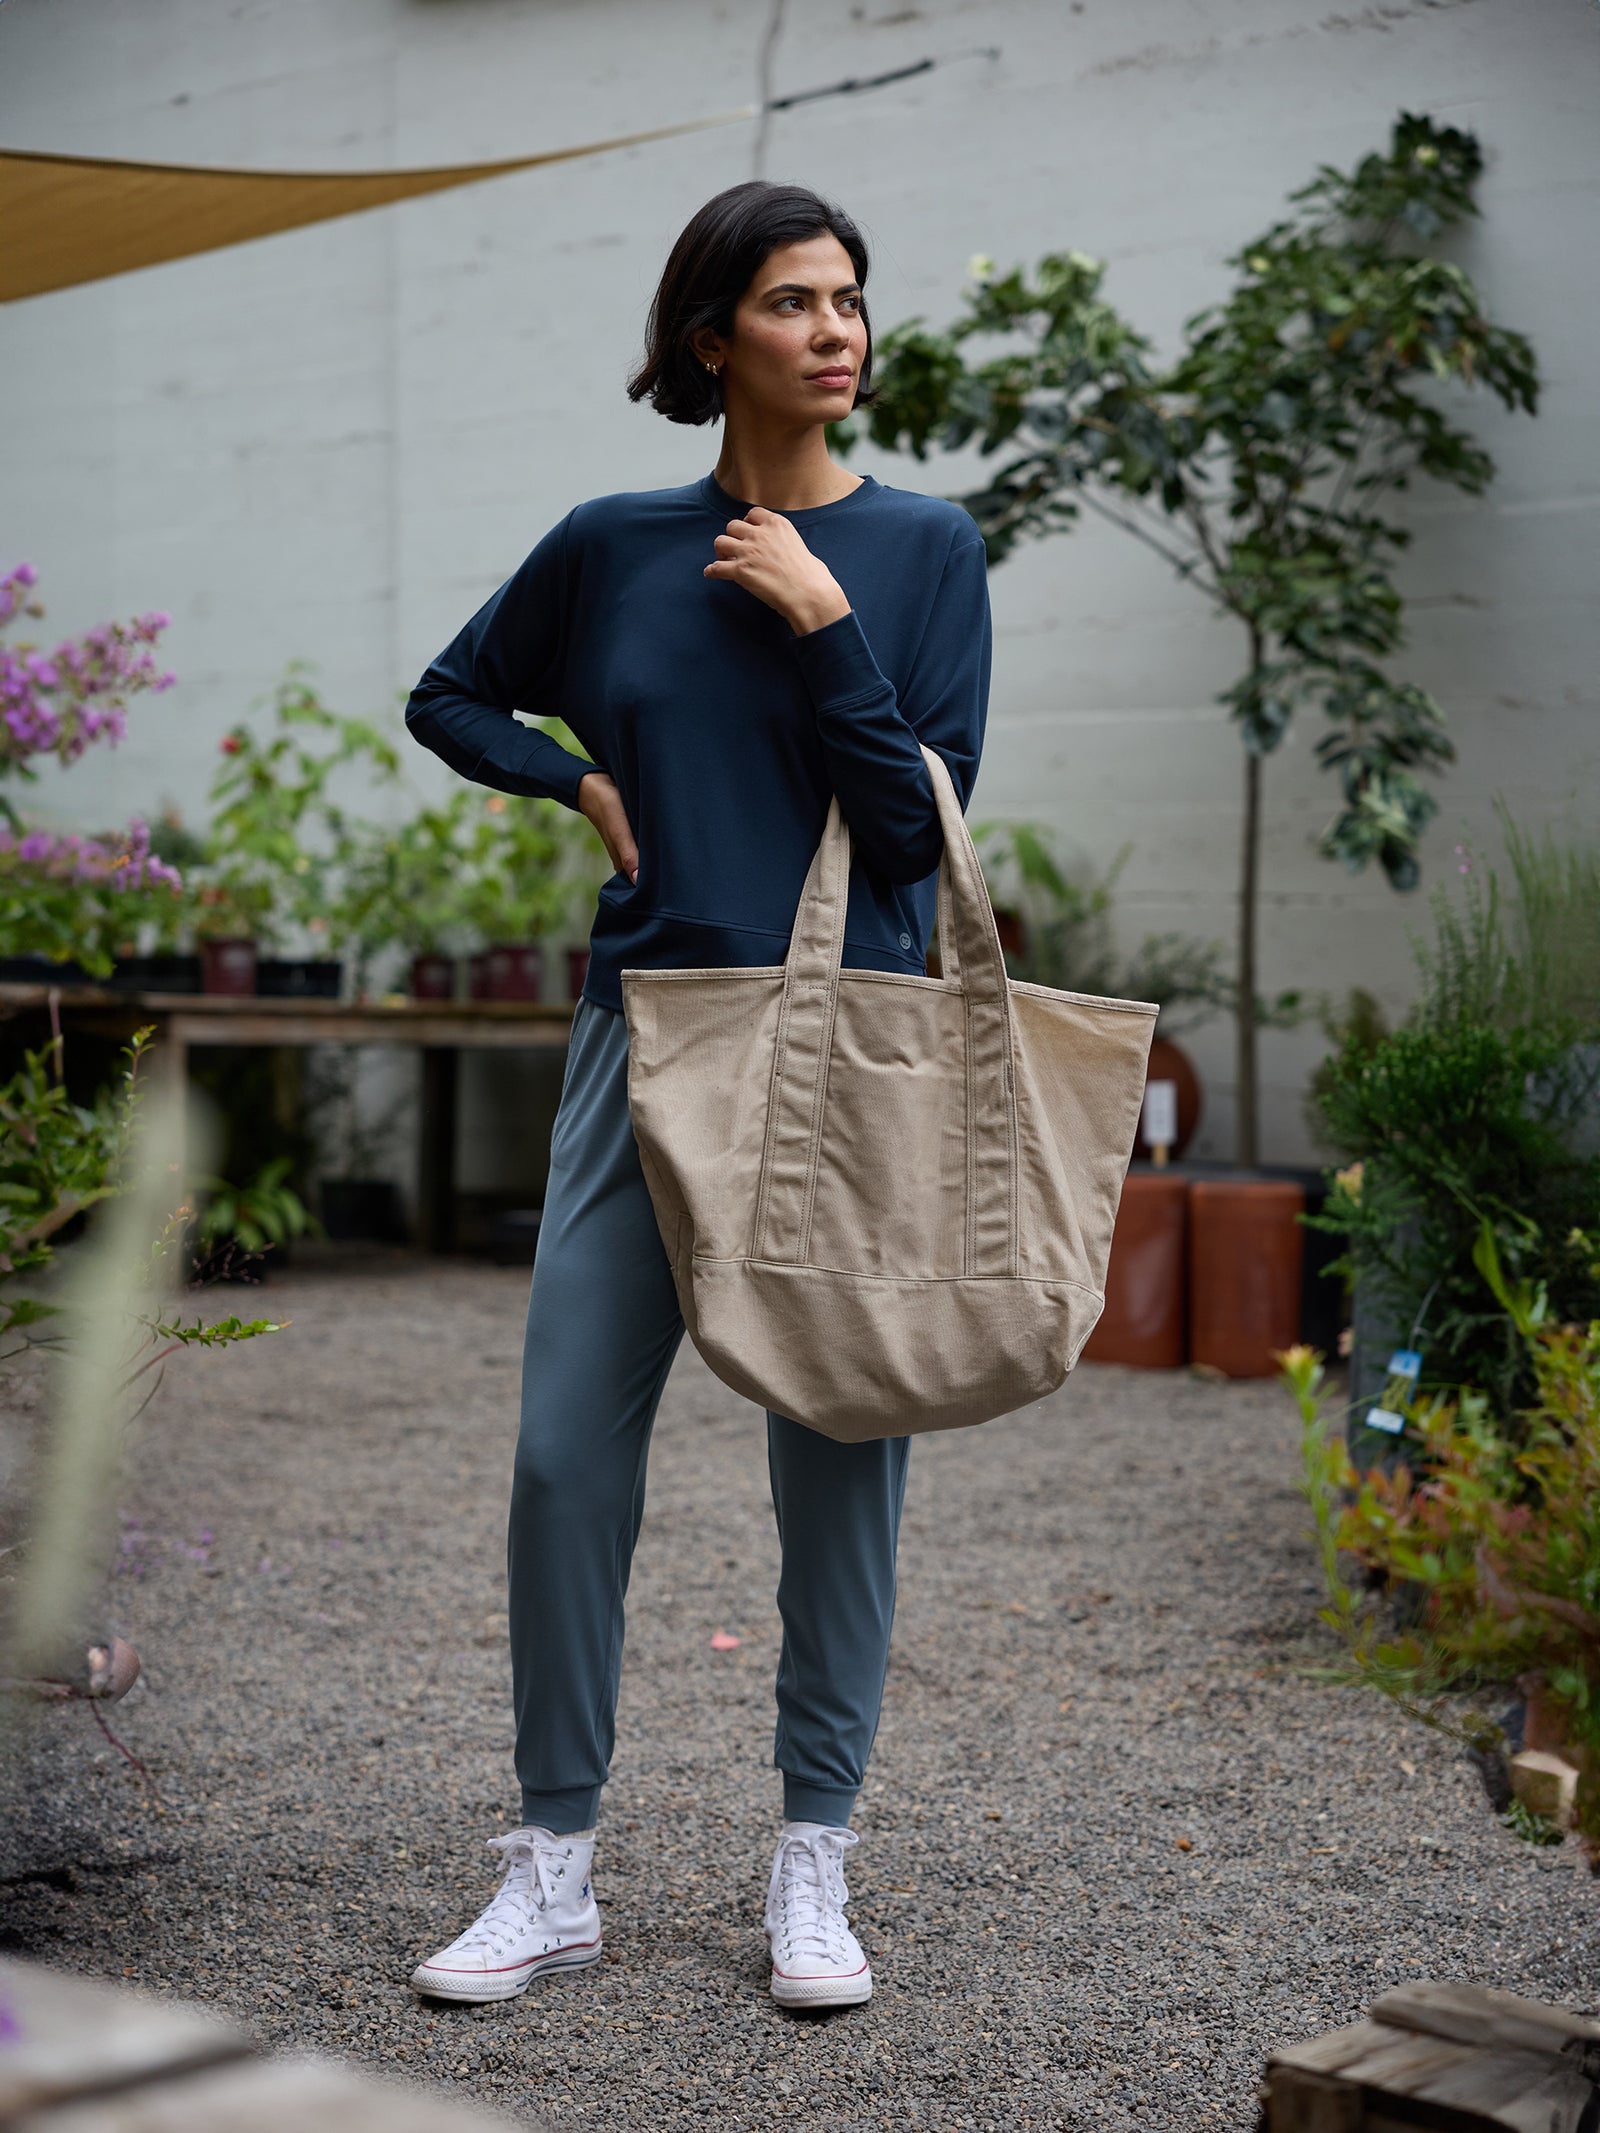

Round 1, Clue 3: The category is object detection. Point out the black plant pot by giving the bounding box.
[255,958,343,999]
[109,953,203,994]
[320,1177,407,1243]
[0,954,96,985]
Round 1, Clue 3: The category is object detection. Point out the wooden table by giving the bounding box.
[0,983,575,1253]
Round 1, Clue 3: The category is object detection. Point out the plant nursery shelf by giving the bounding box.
[0,981,576,1254]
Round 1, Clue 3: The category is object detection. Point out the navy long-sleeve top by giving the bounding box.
[403,467,992,1014]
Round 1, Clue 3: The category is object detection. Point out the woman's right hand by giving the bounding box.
[577,770,639,885]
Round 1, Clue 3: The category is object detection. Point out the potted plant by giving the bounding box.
[107,806,208,992]
[332,790,479,1001]
[0,561,181,986]
[504,713,611,1004]
[185,867,276,995]
[0,818,185,988]
[1311,814,1600,1459]
[192,664,404,998]
[191,1155,322,1280]
[460,794,587,1001]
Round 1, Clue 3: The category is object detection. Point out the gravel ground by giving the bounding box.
[2,1249,1595,2131]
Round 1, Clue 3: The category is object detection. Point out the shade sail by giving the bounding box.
[0,107,756,303]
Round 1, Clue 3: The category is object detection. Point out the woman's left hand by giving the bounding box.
[703,508,853,637]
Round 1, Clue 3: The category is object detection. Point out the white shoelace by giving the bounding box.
[767,1827,859,1965]
[449,1831,577,1957]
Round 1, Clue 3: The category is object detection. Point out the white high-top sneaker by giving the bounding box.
[409,1826,601,2002]
[764,1822,873,2009]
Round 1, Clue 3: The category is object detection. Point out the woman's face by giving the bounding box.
[704,232,869,428]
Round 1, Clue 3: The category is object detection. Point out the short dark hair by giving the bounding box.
[626,180,881,426]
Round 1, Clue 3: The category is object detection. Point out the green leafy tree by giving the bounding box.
[841,113,1539,1161]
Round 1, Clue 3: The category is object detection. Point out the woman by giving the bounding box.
[404,179,991,2012]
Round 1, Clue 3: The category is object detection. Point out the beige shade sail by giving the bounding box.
[0,107,756,303]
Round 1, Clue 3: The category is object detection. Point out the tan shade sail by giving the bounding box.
[0,107,756,303]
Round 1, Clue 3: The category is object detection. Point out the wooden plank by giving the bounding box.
[1269,2022,1400,2076]
[0,983,575,1025]
[16,2051,535,2130]
[1371,1981,1600,2071]
[1262,2066,1363,2132]
[164,1010,572,1050]
[1397,2049,1599,2132]
[1267,1992,1600,2131]
[0,1958,252,2119]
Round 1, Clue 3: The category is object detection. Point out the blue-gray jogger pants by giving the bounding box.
[510,992,911,1835]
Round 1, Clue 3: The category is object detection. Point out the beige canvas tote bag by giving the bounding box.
[621,742,1157,1443]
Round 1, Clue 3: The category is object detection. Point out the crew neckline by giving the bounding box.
[697,470,881,523]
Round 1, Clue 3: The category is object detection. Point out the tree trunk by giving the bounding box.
[1236,742,1261,1167]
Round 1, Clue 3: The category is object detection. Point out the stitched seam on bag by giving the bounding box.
[798,983,837,1264]
[620,966,953,988]
[963,998,976,1279]
[1007,1025,1021,1279]
[752,987,794,1262]
[706,1254,1102,1300]
[798,849,850,1261]
[1007,979,1159,1014]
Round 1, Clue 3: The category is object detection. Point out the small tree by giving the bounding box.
[843,113,1539,1162]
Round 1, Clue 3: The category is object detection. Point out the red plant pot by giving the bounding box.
[1083,1173,1190,1369]
[1189,1179,1305,1378]
[485,943,543,1002]
[565,947,591,1001]
[410,953,455,1000]
[201,937,257,996]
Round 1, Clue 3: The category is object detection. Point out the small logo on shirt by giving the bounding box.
[898,932,912,950]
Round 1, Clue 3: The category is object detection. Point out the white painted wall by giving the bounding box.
[2,0,1595,1180]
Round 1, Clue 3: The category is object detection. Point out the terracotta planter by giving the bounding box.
[484,943,543,1001]
[410,953,455,1000]
[1082,1172,1189,1368]
[1522,1675,1591,1774]
[566,946,591,1001]
[1137,1034,1202,1163]
[1189,1178,1305,1378]
[201,937,257,996]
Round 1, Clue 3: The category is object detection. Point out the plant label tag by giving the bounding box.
[1141,1079,1178,1150]
[1387,1349,1423,1382]
[1366,1406,1405,1435]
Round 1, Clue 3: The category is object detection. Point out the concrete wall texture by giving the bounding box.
[1,0,1595,1176]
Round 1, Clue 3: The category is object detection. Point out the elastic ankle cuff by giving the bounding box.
[781,1780,857,1829]
[519,1784,601,1833]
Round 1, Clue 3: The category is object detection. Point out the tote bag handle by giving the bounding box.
[752,743,1020,1276]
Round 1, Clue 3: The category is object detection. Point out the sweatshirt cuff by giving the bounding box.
[786,608,888,713]
[509,715,595,807]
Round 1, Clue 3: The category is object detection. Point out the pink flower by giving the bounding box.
[0,568,174,772]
